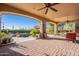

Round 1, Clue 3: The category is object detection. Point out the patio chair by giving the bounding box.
[66,32,76,43]
[36,33,41,39]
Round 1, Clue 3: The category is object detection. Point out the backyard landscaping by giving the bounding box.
[0,32,12,46]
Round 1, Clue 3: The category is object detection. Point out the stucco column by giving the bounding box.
[54,24,58,34]
[40,20,46,38]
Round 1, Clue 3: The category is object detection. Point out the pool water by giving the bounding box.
[13,33,31,37]
[19,33,31,37]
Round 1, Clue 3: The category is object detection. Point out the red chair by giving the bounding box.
[66,33,76,41]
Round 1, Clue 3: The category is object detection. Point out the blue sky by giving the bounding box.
[2,14,40,30]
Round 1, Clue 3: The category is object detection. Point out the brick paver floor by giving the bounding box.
[0,39,79,56]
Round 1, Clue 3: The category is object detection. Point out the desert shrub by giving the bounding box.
[0,32,6,38]
[0,32,12,44]
[30,29,39,37]
[2,35,11,44]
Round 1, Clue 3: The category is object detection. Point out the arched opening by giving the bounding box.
[0,14,43,39]
[0,8,48,39]
[2,14,40,30]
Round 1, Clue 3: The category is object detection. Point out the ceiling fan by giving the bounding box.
[38,3,59,14]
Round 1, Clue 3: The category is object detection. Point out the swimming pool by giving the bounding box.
[13,33,31,37]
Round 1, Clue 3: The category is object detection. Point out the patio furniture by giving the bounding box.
[66,32,76,42]
[36,33,47,39]
[36,34,40,39]
[76,32,79,37]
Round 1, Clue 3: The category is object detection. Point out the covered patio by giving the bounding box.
[0,3,79,39]
[0,3,79,56]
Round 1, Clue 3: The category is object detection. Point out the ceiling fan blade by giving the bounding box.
[50,7,57,12]
[51,3,60,6]
[38,7,46,11]
[45,8,48,14]
[44,3,47,7]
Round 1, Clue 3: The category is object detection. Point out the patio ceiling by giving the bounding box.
[1,3,79,23]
